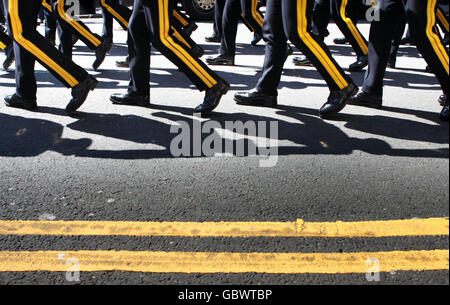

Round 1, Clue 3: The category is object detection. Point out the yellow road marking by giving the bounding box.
[0,250,447,273]
[0,218,447,238]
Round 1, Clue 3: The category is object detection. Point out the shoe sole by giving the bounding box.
[206,60,234,66]
[234,96,277,108]
[4,101,37,111]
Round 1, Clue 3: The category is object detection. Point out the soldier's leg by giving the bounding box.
[331,0,369,70]
[4,0,95,112]
[254,0,288,97]
[241,0,264,35]
[405,0,448,95]
[282,0,356,117]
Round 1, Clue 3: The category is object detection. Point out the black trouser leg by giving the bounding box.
[255,0,287,96]
[4,0,88,100]
[405,0,449,95]
[43,1,56,43]
[52,0,103,50]
[0,24,12,49]
[220,0,242,57]
[241,0,264,35]
[331,0,368,56]
[213,0,226,38]
[100,0,132,40]
[283,0,352,91]
[128,0,151,96]
[312,0,331,40]
[390,8,406,58]
[363,0,401,95]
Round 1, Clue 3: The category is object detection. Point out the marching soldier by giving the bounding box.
[109,0,229,115]
[206,0,265,65]
[350,0,449,122]
[293,0,369,71]
[2,0,98,113]
[42,0,111,70]
[234,0,357,118]
[0,25,14,69]
[97,0,204,68]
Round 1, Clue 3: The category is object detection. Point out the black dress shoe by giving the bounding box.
[2,44,14,70]
[251,32,263,46]
[92,39,112,71]
[191,45,204,58]
[440,104,449,122]
[319,83,358,118]
[183,22,198,36]
[348,89,383,109]
[194,80,230,114]
[115,56,130,68]
[110,92,150,106]
[234,90,277,107]
[66,76,98,114]
[205,35,221,43]
[292,56,313,67]
[333,37,348,45]
[348,55,368,71]
[438,94,448,106]
[206,54,234,66]
[4,94,37,110]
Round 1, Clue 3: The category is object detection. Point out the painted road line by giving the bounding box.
[0,250,447,273]
[0,218,448,238]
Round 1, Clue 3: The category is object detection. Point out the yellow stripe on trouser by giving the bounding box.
[340,0,368,54]
[159,0,217,88]
[41,0,52,12]
[0,41,6,50]
[57,0,101,47]
[298,0,348,89]
[172,26,191,49]
[101,0,129,28]
[9,0,79,87]
[437,8,449,33]
[251,0,264,28]
[427,0,449,75]
[173,9,189,27]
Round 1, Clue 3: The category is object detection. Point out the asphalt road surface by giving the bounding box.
[0,18,448,286]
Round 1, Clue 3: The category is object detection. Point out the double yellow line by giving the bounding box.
[0,217,448,274]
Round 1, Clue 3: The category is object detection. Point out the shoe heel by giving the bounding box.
[89,78,99,91]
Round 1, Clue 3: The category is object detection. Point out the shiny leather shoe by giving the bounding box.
[348,55,368,71]
[115,56,130,68]
[184,22,198,36]
[205,35,221,43]
[206,54,234,66]
[110,92,150,106]
[319,83,358,118]
[234,90,277,107]
[3,44,14,70]
[292,56,313,67]
[66,76,98,114]
[251,32,263,46]
[348,89,383,109]
[194,80,230,114]
[333,37,348,45]
[4,94,37,110]
[440,104,449,122]
[92,39,112,71]
[191,45,204,58]
[438,94,448,106]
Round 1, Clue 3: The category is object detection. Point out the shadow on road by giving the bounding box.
[1,103,447,159]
